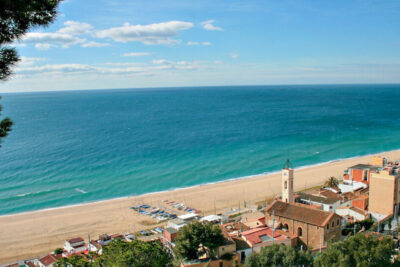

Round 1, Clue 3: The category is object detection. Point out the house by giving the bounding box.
[163,227,178,243]
[232,236,252,264]
[178,213,200,222]
[335,206,370,222]
[200,214,222,224]
[351,195,369,211]
[63,237,86,255]
[369,168,400,217]
[36,254,62,267]
[241,212,266,228]
[343,163,381,185]
[167,218,187,230]
[89,240,103,254]
[296,192,341,212]
[265,200,342,248]
[241,227,296,253]
[180,225,241,267]
[222,222,251,237]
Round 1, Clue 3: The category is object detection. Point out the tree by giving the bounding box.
[98,239,173,267]
[324,176,339,188]
[314,234,396,267]
[54,247,63,255]
[244,244,313,267]
[342,218,374,236]
[0,0,62,146]
[55,254,92,267]
[174,221,225,260]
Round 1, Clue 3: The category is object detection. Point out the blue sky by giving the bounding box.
[2,0,400,92]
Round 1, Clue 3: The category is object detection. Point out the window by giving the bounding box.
[219,262,223,267]
[297,227,303,237]
[222,247,224,252]
[284,181,288,189]
[327,224,329,230]
[337,219,340,226]
[332,221,334,227]
[283,224,289,231]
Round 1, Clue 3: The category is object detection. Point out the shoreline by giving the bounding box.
[2,148,398,219]
[1,148,400,264]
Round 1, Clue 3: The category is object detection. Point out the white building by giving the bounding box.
[63,237,86,255]
[335,206,370,222]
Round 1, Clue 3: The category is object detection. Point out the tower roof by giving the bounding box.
[283,159,293,169]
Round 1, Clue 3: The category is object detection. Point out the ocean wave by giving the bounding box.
[16,189,53,198]
[75,188,88,194]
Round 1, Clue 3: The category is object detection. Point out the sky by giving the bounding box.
[2,0,400,92]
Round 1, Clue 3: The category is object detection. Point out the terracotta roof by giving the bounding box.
[67,237,84,244]
[297,192,340,205]
[349,206,369,216]
[265,200,339,227]
[25,262,36,267]
[4,264,19,267]
[39,254,58,266]
[316,189,342,200]
[241,227,287,245]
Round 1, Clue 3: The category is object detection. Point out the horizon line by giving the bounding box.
[2,82,400,95]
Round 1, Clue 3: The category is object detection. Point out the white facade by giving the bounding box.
[335,207,368,222]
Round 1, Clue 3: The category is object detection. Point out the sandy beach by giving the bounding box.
[1,150,400,264]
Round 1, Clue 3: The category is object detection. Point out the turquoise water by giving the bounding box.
[1,84,400,215]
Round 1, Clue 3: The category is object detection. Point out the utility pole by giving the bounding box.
[272,210,275,245]
[320,231,322,253]
[88,234,92,262]
[353,224,356,236]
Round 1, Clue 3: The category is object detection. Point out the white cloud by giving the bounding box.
[121,52,152,57]
[81,41,111,48]
[17,64,94,75]
[230,53,239,59]
[187,41,212,46]
[21,32,85,49]
[200,20,223,31]
[58,21,93,35]
[95,21,193,45]
[18,57,46,67]
[187,41,199,46]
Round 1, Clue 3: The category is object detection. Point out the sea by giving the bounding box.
[1,84,400,216]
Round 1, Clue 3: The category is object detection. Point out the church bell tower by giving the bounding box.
[282,159,294,203]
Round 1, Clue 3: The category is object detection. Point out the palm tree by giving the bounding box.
[325,176,339,188]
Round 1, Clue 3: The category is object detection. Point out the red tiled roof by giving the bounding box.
[67,237,84,244]
[265,200,339,227]
[4,264,19,267]
[315,189,342,200]
[241,227,287,245]
[39,254,58,266]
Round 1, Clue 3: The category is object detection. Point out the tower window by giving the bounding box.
[284,181,288,189]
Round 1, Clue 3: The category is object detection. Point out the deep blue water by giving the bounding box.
[1,84,400,215]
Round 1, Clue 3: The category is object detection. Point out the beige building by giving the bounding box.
[282,160,294,203]
[369,169,400,216]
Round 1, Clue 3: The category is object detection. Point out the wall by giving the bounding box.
[265,214,341,249]
[369,172,396,215]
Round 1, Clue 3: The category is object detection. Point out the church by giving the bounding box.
[264,160,342,249]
